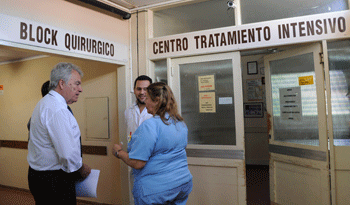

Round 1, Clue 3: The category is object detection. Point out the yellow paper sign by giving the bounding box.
[299,76,314,85]
[199,92,216,113]
[198,75,215,91]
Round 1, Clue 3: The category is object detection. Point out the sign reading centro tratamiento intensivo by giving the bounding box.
[149,10,350,59]
[0,13,128,63]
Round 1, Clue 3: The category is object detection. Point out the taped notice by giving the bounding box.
[198,75,215,91]
[299,75,314,86]
[199,92,216,113]
[279,87,302,121]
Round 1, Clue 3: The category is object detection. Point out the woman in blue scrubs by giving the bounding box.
[113,82,193,205]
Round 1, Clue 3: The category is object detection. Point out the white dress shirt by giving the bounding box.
[124,102,153,136]
[27,90,82,173]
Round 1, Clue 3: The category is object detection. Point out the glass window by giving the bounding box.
[270,53,319,146]
[154,59,167,84]
[241,0,348,24]
[153,0,235,37]
[328,39,350,146]
[179,59,236,145]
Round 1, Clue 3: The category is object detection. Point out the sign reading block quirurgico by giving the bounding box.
[0,13,128,63]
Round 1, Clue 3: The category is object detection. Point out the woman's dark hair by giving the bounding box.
[41,80,50,97]
[147,82,183,124]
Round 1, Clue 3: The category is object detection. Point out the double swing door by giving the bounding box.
[165,40,350,204]
[264,43,330,205]
[264,41,350,205]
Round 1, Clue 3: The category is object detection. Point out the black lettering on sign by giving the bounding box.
[20,22,27,40]
[264,27,271,40]
[64,33,115,57]
[338,17,346,32]
[19,22,58,46]
[195,26,271,50]
[36,26,43,43]
[278,16,347,39]
[153,37,188,54]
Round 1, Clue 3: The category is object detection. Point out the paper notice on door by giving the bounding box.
[198,75,215,91]
[279,87,302,121]
[199,92,216,113]
[219,97,233,105]
[299,75,314,86]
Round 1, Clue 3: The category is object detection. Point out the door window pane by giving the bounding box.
[270,53,319,146]
[328,39,350,146]
[154,59,167,84]
[179,60,236,145]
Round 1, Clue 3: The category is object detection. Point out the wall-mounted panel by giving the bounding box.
[85,97,109,139]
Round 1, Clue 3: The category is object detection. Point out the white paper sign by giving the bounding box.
[76,169,100,198]
[279,87,302,121]
[219,97,233,105]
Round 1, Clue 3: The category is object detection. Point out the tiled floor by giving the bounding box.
[0,165,270,205]
[246,165,270,205]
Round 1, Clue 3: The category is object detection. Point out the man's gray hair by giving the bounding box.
[49,63,83,90]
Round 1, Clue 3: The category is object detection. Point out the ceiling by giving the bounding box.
[0,45,47,64]
[107,0,182,10]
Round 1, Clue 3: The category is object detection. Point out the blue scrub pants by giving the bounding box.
[134,180,193,205]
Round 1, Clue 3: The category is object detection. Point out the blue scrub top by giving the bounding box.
[128,114,193,196]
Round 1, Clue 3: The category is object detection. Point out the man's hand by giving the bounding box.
[79,163,91,179]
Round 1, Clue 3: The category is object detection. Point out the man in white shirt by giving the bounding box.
[125,75,153,138]
[27,62,91,205]
[124,75,153,204]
